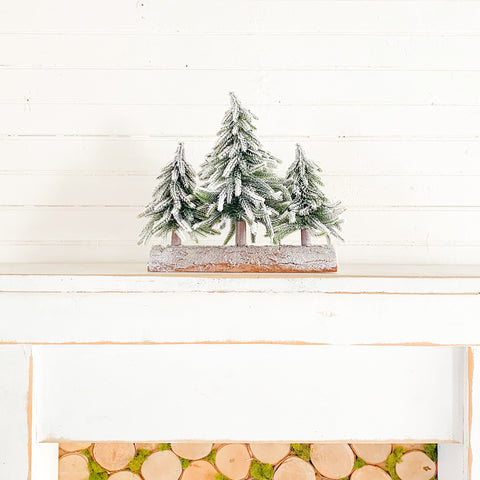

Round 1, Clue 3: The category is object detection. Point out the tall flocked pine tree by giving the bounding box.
[138,142,213,246]
[198,92,284,246]
[274,144,345,246]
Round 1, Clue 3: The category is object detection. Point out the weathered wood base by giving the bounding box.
[148,245,337,273]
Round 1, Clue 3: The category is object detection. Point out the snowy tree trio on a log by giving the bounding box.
[140,93,344,247]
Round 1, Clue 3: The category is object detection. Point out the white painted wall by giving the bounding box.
[1,0,479,264]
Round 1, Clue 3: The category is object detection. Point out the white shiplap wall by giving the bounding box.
[1,0,480,264]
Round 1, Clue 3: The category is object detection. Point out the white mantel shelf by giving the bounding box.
[0,263,479,345]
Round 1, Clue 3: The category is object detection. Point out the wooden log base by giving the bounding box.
[141,450,183,480]
[310,444,355,480]
[351,465,391,480]
[149,245,337,273]
[109,472,142,480]
[171,442,213,460]
[92,442,136,472]
[392,444,425,453]
[58,453,89,480]
[182,460,218,480]
[351,444,392,465]
[273,456,315,480]
[395,451,437,480]
[59,442,92,453]
[249,443,291,465]
[215,444,252,480]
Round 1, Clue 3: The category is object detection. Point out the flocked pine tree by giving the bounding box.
[138,142,213,246]
[274,144,345,246]
[197,92,284,246]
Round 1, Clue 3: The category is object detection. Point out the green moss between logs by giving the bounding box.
[424,444,438,462]
[180,457,190,469]
[215,474,231,480]
[290,443,310,462]
[385,446,405,480]
[205,449,217,464]
[353,457,366,470]
[159,443,171,451]
[82,449,108,480]
[128,449,151,474]
[250,460,274,480]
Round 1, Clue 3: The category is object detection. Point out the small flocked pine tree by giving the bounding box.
[138,142,213,246]
[198,92,284,246]
[274,144,345,246]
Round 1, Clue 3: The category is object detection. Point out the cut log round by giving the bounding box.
[392,444,425,453]
[171,443,213,460]
[215,444,251,480]
[249,443,291,465]
[59,442,92,453]
[92,442,136,472]
[58,453,89,480]
[351,444,392,465]
[273,456,315,480]
[141,450,183,480]
[351,465,391,480]
[310,444,355,480]
[135,443,159,451]
[109,472,142,480]
[395,450,436,480]
[182,460,218,480]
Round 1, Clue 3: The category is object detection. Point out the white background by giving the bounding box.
[1,0,480,264]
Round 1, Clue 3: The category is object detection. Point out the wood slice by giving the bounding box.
[215,444,252,480]
[249,443,291,465]
[136,443,159,451]
[58,453,89,480]
[395,451,437,480]
[350,444,392,465]
[171,443,213,460]
[273,456,315,480]
[92,442,136,472]
[182,460,218,480]
[351,465,391,480]
[59,442,92,453]
[141,450,183,480]
[392,444,425,453]
[310,444,355,480]
[109,472,142,480]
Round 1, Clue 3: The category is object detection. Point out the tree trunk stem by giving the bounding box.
[301,229,311,247]
[236,221,247,247]
[171,230,181,246]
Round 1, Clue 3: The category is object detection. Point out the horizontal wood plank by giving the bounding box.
[2,1,480,34]
[1,138,480,175]
[3,69,480,105]
[0,174,478,207]
[3,104,480,136]
[2,34,480,69]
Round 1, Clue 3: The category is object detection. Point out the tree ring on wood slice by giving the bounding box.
[395,450,436,480]
[351,465,391,480]
[58,453,89,480]
[215,444,252,480]
[249,443,291,465]
[141,450,183,480]
[171,443,213,460]
[92,442,136,471]
[350,444,392,465]
[273,456,315,480]
[135,443,159,451]
[109,472,142,480]
[310,444,355,480]
[59,442,92,453]
[182,460,218,480]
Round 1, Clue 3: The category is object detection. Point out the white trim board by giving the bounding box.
[33,344,465,443]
